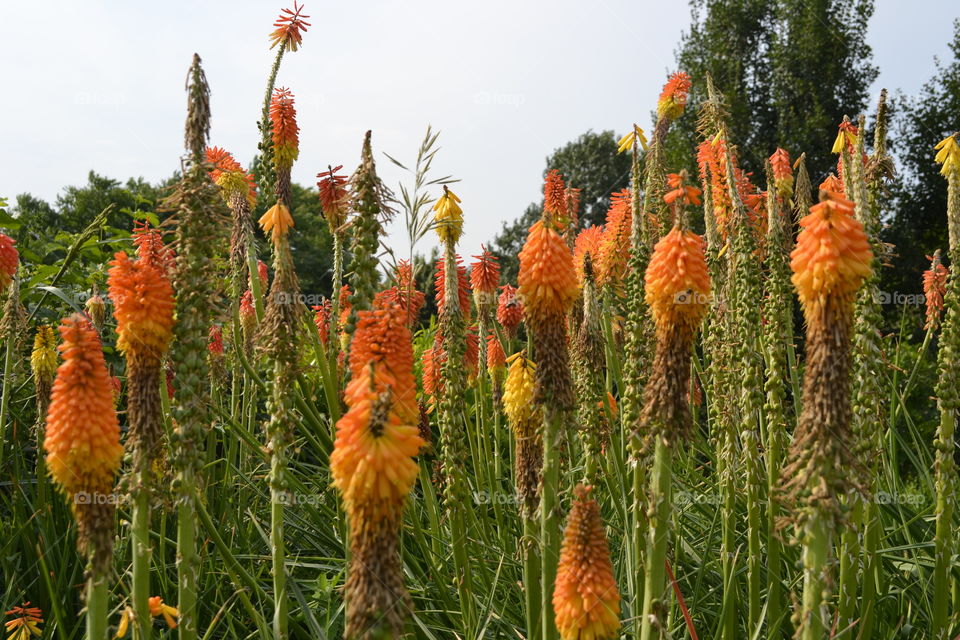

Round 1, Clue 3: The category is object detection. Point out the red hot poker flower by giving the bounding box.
[268,2,311,51]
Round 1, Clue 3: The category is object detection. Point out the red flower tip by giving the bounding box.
[269,1,311,51]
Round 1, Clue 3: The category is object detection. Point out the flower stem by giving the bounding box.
[540,404,562,640]
[87,569,109,640]
[639,437,671,640]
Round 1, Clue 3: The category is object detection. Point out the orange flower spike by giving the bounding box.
[108,251,176,365]
[645,227,711,333]
[44,315,123,498]
[269,87,299,171]
[258,202,295,244]
[790,191,873,319]
[147,597,179,629]
[486,334,506,373]
[664,172,702,207]
[595,190,632,292]
[574,225,604,284]
[132,221,176,274]
[553,485,621,640]
[5,602,44,639]
[268,1,311,51]
[831,120,859,154]
[819,174,844,195]
[544,169,569,224]
[0,232,19,289]
[496,284,524,336]
[312,300,332,345]
[770,148,794,197]
[435,255,471,317]
[205,146,257,207]
[316,164,350,229]
[518,219,579,319]
[924,252,949,329]
[470,246,501,295]
[347,306,418,422]
[657,71,692,121]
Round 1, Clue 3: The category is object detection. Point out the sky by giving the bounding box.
[1,1,957,262]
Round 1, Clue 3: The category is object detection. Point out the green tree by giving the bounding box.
[491,130,630,283]
[673,0,877,181]
[885,19,960,301]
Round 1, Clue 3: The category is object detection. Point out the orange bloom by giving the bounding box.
[108,251,175,365]
[435,255,471,317]
[5,602,43,640]
[0,232,18,289]
[664,172,702,207]
[790,191,873,318]
[465,324,480,379]
[496,284,524,336]
[544,169,568,223]
[553,485,621,640]
[312,299,332,345]
[657,71,692,120]
[374,281,425,328]
[206,146,257,207]
[331,309,424,517]
[268,1,311,51]
[487,334,506,373]
[924,253,949,330]
[270,88,299,170]
[519,219,579,319]
[566,187,582,227]
[574,225,604,284]
[85,294,106,329]
[147,596,179,629]
[595,190,632,294]
[132,221,176,275]
[208,325,224,356]
[421,342,443,405]
[44,315,123,498]
[832,120,859,154]
[770,148,793,197]
[471,246,500,309]
[645,227,711,333]
[820,173,844,195]
[258,202,295,244]
[316,164,350,230]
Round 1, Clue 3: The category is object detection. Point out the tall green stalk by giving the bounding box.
[639,439,672,640]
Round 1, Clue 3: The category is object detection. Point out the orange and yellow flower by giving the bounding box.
[258,203,295,244]
[645,227,711,333]
[574,225,604,285]
[206,146,257,207]
[503,352,537,426]
[435,255,471,318]
[0,232,19,290]
[471,246,500,308]
[831,120,859,154]
[553,485,621,640]
[487,333,506,374]
[269,87,299,170]
[595,190,632,294]
[664,172,702,207]
[790,191,873,319]
[770,147,793,197]
[496,284,524,336]
[108,251,175,365]
[44,315,123,498]
[268,1,311,51]
[924,252,949,329]
[519,219,579,319]
[544,169,568,224]
[148,597,179,629]
[4,603,43,640]
[316,164,350,230]
[657,71,692,121]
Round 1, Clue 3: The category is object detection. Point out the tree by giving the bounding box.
[490,130,630,283]
[672,0,877,182]
[885,19,960,301]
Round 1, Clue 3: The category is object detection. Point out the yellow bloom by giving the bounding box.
[935,134,960,177]
[616,124,648,154]
[258,203,295,244]
[114,607,132,638]
[148,597,179,629]
[433,187,464,245]
[503,353,537,427]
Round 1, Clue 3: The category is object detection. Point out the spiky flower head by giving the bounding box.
[31,325,58,388]
[312,300,332,345]
[470,246,500,308]
[4,603,44,640]
[553,485,621,640]
[208,325,224,356]
[268,2,311,51]
[657,71,692,121]
[331,306,424,515]
[831,119,859,155]
[496,284,524,337]
[240,289,256,330]
[435,255,471,318]
[132,221,176,275]
[544,169,569,225]
[108,251,176,365]
[44,315,122,573]
[206,146,257,207]
[487,333,506,374]
[617,124,649,154]
[924,251,949,330]
[258,203,294,245]
[574,226,604,286]
[269,87,299,171]
[518,219,578,319]
[374,262,426,327]
[664,172,702,207]
[790,191,873,321]
[935,134,960,177]
[770,147,794,198]
[84,294,106,330]
[0,232,18,289]
[503,352,541,514]
[433,186,464,245]
[595,190,632,295]
[316,164,350,231]
[504,352,537,426]
[645,227,710,334]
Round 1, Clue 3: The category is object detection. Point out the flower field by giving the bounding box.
[3,4,960,640]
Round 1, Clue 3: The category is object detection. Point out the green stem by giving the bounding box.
[933,403,955,639]
[132,461,152,640]
[799,509,831,640]
[87,570,109,640]
[178,472,198,640]
[640,438,672,640]
[541,405,562,640]
[523,514,542,640]
[0,328,14,468]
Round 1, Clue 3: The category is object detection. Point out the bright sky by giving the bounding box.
[1,1,956,265]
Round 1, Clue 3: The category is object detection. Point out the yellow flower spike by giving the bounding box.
[616,124,648,154]
[831,129,846,154]
[433,186,464,245]
[258,202,295,244]
[935,134,960,177]
[114,607,132,638]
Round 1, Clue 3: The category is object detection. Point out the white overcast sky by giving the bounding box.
[1,1,957,261]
